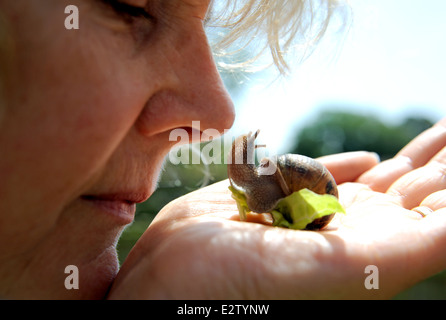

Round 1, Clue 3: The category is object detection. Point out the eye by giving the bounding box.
[101,0,154,21]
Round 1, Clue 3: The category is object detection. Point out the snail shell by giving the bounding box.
[228,130,338,230]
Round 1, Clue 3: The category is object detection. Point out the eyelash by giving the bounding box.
[101,0,153,21]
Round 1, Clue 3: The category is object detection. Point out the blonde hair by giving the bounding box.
[208,0,349,74]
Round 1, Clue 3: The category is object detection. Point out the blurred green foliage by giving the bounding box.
[291,109,434,160]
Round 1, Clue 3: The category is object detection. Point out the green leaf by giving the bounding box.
[272,188,345,230]
[229,186,345,230]
[228,186,250,221]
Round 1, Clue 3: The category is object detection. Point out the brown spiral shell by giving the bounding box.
[273,154,338,230]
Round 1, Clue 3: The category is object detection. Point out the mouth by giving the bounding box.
[80,193,149,225]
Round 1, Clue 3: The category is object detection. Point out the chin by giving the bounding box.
[58,245,120,300]
[38,200,126,299]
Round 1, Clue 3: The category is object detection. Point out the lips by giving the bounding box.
[81,193,149,225]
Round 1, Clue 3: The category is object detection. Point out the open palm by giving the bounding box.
[109,119,446,299]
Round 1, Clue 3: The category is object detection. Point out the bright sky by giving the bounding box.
[229,0,446,153]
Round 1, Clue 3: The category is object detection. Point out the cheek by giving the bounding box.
[4,20,151,213]
[43,75,147,200]
[0,59,147,255]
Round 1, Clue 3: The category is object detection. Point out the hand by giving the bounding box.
[108,118,446,299]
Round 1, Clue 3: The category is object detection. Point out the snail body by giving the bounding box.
[228,130,338,230]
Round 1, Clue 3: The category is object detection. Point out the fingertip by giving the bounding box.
[318,151,380,184]
[435,117,446,127]
[369,152,381,163]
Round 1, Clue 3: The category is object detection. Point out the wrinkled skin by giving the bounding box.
[0,0,234,299]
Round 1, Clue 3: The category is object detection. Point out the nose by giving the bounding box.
[136,23,235,142]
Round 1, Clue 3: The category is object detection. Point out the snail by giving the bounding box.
[227,130,339,230]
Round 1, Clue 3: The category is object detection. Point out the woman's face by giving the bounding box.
[0,0,234,298]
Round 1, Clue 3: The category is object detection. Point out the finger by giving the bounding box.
[414,207,446,280]
[386,147,446,209]
[419,190,446,211]
[357,157,413,192]
[396,118,446,165]
[357,118,446,192]
[317,151,379,184]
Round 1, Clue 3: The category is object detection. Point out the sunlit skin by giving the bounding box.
[0,0,445,300]
[109,120,446,299]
